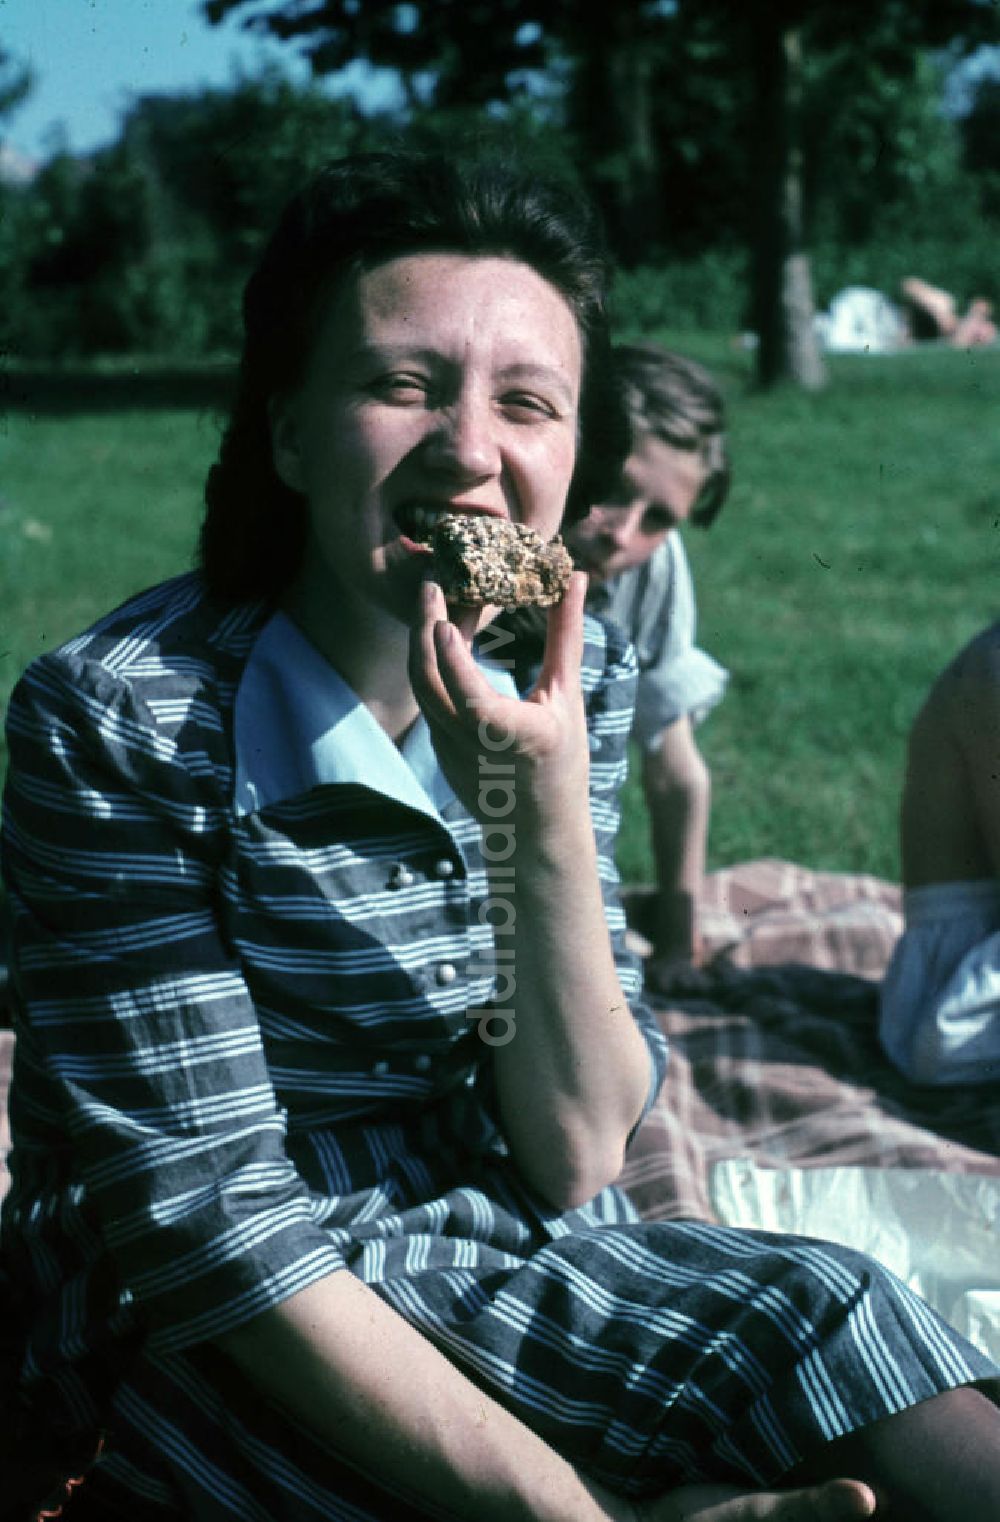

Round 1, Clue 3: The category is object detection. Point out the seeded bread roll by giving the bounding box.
[431,515,574,609]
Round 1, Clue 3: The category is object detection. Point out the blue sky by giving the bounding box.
[0,0,395,163]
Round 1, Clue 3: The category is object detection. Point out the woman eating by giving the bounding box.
[2,148,1000,1522]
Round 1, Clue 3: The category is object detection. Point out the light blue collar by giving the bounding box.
[233,611,519,820]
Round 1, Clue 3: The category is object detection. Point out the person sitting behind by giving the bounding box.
[879,622,1000,1084]
[564,344,730,990]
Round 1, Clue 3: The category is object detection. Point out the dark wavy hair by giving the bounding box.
[200,149,630,603]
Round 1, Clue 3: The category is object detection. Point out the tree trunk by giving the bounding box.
[750,5,825,389]
[573,2,664,262]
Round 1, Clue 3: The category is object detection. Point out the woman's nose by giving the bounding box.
[423,393,501,480]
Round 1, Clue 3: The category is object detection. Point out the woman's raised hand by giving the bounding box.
[408,572,592,826]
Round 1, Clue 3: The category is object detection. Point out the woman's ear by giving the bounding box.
[269,395,305,494]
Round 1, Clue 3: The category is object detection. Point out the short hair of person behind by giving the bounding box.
[200,149,631,604]
[614,343,731,527]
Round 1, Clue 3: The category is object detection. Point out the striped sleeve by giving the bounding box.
[581,615,669,1124]
[1,652,346,1353]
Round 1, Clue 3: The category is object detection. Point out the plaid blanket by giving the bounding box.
[619,859,1000,1222]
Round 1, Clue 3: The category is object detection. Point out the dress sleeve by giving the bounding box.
[630,534,728,753]
[2,654,346,1354]
[582,618,669,1124]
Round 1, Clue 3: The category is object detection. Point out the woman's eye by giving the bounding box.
[502,393,556,419]
[372,374,429,402]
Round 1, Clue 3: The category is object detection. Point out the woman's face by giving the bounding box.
[272,252,583,637]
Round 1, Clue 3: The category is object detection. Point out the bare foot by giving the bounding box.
[637,1476,877,1522]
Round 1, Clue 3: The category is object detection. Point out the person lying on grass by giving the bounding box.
[3,146,1000,1522]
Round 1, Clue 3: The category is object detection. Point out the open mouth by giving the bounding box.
[394,504,450,544]
[393,504,496,544]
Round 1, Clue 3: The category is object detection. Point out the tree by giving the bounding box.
[120,68,369,262]
[194,2,996,385]
[0,46,32,124]
[0,49,35,355]
[962,74,1000,166]
[4,71,379,358]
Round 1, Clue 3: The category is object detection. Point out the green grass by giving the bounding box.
[3,345,999,886]
[2,389,223,744]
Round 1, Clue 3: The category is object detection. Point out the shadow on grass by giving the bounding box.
[3,363,237,416]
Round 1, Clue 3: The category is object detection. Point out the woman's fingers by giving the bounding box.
[408,581,453,721]
[534,571,586,696]
[432,618,490,718]
[410,575,588,766]
[446,603,482,645]
[646,1477,877,1522]
[410,582,506,733]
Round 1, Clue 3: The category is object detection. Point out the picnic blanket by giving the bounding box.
[620,858,1000,1221]
[619,859,1000,1357]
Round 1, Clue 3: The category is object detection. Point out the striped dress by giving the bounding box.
[1,573,996,1519]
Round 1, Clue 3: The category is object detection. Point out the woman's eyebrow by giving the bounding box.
[348,346,577,404]
[497,363,577,406]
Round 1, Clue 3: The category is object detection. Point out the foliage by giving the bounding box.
[960,72,1000,215]
[202,0,554,110]
[385,98,584,191]
[0,47,34,350]
[0,47,32,123]
[802,47,962,247]
[200,0,998,255]
[4,71,378,359]
[962,72,1000,171]
[201,0,1000,390]
[119,68,368,263]
[610,253,750,338]
[4,4,1000,360]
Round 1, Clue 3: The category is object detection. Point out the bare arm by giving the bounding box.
[641,715,710,975]
[217,1270,631,1522]
[410,575,652,1209]
[901,633,1000,888]
[488,757,652,1208]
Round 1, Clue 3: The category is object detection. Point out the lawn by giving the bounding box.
[3,343,999,885]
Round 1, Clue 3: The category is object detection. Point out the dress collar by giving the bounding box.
[234,610,518,820]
